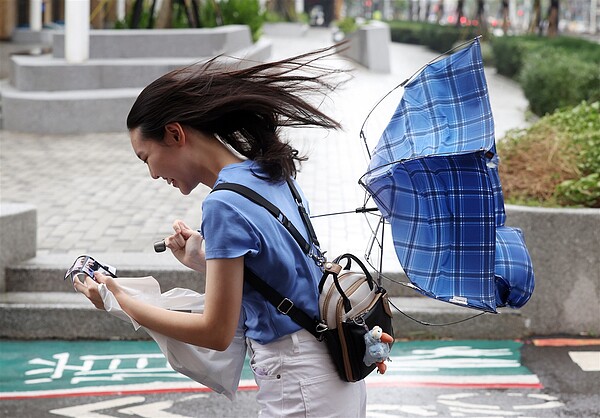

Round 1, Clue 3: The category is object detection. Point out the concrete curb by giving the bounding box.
[506,205,600,336]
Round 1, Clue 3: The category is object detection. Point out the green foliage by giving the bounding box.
[171,2,191,28]
[387,20,425,44]
[498,101,600,208]
[113,0,264,41]
[491,35,600,78]
[520,49,600,116]
[491,35,600,116]
[336,17,359,35]
[202,0,264,41]
[556,173,600,208]
[490,35,538,78]
[388,21,482,53]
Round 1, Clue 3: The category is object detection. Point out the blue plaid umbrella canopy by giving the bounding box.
[360,39,534,313]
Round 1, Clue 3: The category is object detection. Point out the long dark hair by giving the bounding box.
[127,44,347,181]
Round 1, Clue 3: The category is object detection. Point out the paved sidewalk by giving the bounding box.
[0,28,529,272]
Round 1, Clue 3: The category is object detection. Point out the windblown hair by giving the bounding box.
[127,44,347,181]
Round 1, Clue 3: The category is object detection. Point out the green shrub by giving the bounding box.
[388,20,428,45]
[490,36,537,78]
[520,49,600,116]
[202,0,263,41]
[497,101,600,208]
[556,173,600,208]
[336,17,359,35]
[422,24,480,53]
[491,35,600,79]
[388,21,481,53]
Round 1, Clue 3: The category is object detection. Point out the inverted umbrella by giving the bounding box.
[360,39,534,313]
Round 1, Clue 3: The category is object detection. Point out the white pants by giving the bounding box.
[247,329,367,417]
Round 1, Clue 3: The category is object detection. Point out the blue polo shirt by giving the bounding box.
[201,160,322,344]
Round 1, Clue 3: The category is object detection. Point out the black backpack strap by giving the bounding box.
[211,180,325,338]
[212,182,313,254]
[244,266,322,338]
[285,178,320,248]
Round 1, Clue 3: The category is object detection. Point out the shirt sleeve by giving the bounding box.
[201,196,261,260]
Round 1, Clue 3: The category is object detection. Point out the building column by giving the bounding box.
[30,0,43,31]
[65,0,90,63]
[117,0,127,20]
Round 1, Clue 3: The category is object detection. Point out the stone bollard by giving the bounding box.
[340,21,391,73]
[0,203,37,292]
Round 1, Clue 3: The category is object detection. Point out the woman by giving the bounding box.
[75,46,367,416]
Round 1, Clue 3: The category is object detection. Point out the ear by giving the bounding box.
[164,123,186,147]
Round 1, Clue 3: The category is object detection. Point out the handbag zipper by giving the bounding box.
[322,271,352,326]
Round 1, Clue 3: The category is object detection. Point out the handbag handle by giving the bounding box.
[319,253,375,314]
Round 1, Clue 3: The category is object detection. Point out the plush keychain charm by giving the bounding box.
[363,325,393,374]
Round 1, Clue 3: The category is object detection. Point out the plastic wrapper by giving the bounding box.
[98,276,246,400]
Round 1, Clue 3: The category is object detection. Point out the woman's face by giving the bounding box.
[130,127,197,195]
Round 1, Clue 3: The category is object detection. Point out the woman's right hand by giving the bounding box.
[165,220,206,272]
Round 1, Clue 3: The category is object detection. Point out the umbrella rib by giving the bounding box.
[387,298,487,327]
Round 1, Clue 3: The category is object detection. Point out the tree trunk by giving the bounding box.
[130,0,144,28]
[501,0,509,34]
[529,0,541,34]
[475,0,486,32]
[456,0,464,26]
[155,0,172,28]
[547,0,559,37]
[435,0,444,24]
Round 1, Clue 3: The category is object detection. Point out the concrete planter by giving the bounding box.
[505,205,600,336]
[0,203,37,292]
[338,21,391,73]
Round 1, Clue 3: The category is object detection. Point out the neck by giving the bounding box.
[189,131,244,188]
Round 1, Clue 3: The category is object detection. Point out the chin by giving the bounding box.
[178,184,195,195]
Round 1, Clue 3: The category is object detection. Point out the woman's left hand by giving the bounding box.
[73,272,121,310]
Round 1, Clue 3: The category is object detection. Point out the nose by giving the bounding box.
[148,166,158,180]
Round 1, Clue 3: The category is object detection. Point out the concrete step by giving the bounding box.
[51,26,253,59]
[5,253,205,294]
[0,82,140,133]
[0,293,528,340]
[10,55,200,91]
[9,37,273,92]
[5,253,416,296]
[0,292,146,340]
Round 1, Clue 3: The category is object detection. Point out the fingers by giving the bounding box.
[93,272,108,283]
[165,220,198,250]
[173,219,191,232]
[165,233,185,250]
[72,275,105,310]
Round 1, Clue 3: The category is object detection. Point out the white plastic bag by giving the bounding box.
[98,276,247,401]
